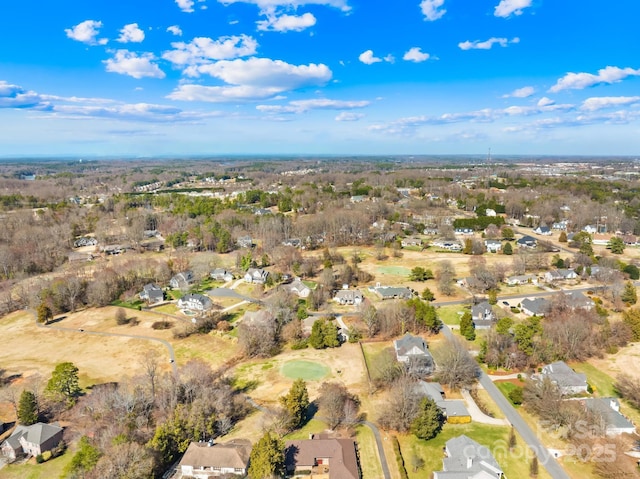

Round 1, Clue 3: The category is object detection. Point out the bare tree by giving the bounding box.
[433,337,480,390]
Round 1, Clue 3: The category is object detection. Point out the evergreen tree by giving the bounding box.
[45,362,81,405]
[558,231,567,243]
[487,289,498,305]
[421,287,435,301]
[279,379,309,430]
[608,236,625,254]
[529,455,539,477]
[322,320,340,348]
[248,431,285,479]
[509,426,517,449]
[463,238,473,255]
[64,436,102,477]
[37,302,52,324]
[17,390,38,425]
[410,398,444,440]
[624,264,640,280]
[502,242,513,255]
[623,308,640,341]
[309,319,325,349]
[621,281,637,305]
[459,311,476,341]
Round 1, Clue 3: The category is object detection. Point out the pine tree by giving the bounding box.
[558,231,567,243]
[309,319,326,349]
[37,302,52,324]
[623,307,640,341]
[529,455,539,477]
[621,281,637,305]
[248,432,285,479]
[45,362,81,405]
[459,311,476,341]
[410,398,445,440]
[502,242,513,255]
[508,426,517,449]
[487,289,498,305]
[279,379,309,430]
[17,390,38,425]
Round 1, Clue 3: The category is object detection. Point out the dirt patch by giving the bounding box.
[588,342,640,381]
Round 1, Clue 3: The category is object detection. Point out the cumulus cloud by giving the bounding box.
[167,25,183,36]
[494,0,532,17]
[458,37,519,50]
[176,0,195,12]
[169,57,332,102]
[537,97,555,107]
[549,66,640,93]
[117,23,145,43]
[65,20,108,45]
[256,98,369,114]
[403,47,430,63]
[217,0,351,12]
[104,50,166,79]
[581,96,640,111]
[359,50,381,65]
[257,12,316,31]
[420,0,446,21]
[502,86,534,98]
[163,35,258,68]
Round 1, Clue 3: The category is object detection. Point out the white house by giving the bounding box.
[287,278,311,298]
[539,361,588,395]
[244,268,269,284]
[179,440,251,478]
[484,239,502,253]
[178,294,213,312]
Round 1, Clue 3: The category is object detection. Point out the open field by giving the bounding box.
[0,449,74,479]
[281,360,331,381]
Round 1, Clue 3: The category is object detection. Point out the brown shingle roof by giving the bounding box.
[179,440,251,470]
[285,437,359,479]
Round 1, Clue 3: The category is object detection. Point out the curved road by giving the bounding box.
[440,324,570,479]
[32,310,178,375]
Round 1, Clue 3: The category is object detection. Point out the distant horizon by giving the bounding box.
[1,1,639,156]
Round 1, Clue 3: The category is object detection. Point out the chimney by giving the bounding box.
[610,399,620,412]
[467,457,473,469]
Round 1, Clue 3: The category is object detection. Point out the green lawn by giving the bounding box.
[354,425,383,479]
[283,419,328,440]
[280,360,330,381]
[570,362,616,397]
[376,265,411,276]
[436,305,466,326]
[495,381,524,407]
[397,423,551,479]
[0,449,74,479]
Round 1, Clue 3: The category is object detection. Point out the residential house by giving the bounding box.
[282,238,302,248]
[210,268,234,282]
[287,278,312,298]
[170,271,195,290]
[544,268,578,283]
[73,237,98,248]
[552,220,568,230]
[241,310,274,326]
[539,361,588,395]
[1,423,64,460]
[579,398,635,435]
[423,226,439,235]
[414,382,471,422]
[505,274,537,286]
[454,228,474,235]
[432,240,462,251]
[285,435,359,479]
[534,226,552,235]
[484,239,502,253]
[562,291,595,310]
[237,235,253,248]
[178,440,252,478]
[68,251,94,263]
[433,435,505,479]
[485,208,497,217]
[178,293,213,312]
[517,235,537,249]
[139,283,164,304]
[521,297,551,317]
[394,333,434,374]
[254,208,272,216]
[401,237,423,248]
[243,268,269,284]
[583,225,598,234]
[593,233,614,246]
[333,289,364,305]
[373,285,414,300]
[471,301,497,329]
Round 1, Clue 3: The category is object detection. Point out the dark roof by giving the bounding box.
[439,435,503,477]
[541,361,587,390]
[521,297,550,315]
[582,398,635,431]
[394,333,428,358]
[3,423,63,450]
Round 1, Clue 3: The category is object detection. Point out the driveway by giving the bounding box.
[460,389,508,426]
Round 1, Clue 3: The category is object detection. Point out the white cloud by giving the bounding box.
[335,112,364,121]
[494,0,532,18]
[176,0,195,12]
[117,23,145,43]
[549,66,640,93]
[65,20,108,45]
[256,98,369,114]
[104,50,166,79]
[359,50,381,65]
[420,0,446,21]
[0,81,48,109]
[218,0,351,13]
[257,12,316,32]
[163,35,258,67]
[458,37,519,50]
[169,57,332,102]
[167,25,183,36]
[383,54,395,63]
[581,96,640,111]
[403,47,430,63]
[503,86,534,98]
[537,97,555,107]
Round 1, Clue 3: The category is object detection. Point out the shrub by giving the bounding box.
[391,436,409,479]
[152,321,172,330]
[42,451,52,461]
[36,454,44,463]
[508,386,523,405]
[291,339,309,350]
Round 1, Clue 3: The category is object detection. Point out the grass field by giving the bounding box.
[495,380,524,407]
[377,265,411,276]
[0,448,74,479]
[570,362,616,397]
[436,305,467,326]
[281,360,331,381]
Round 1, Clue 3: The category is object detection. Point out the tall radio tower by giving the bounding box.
[487,147,492,164]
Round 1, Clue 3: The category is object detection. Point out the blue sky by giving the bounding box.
[1,0,639,157]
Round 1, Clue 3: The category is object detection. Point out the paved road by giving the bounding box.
[439,324,570,479]
[360,420,391,479]
[33,311,178,375]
